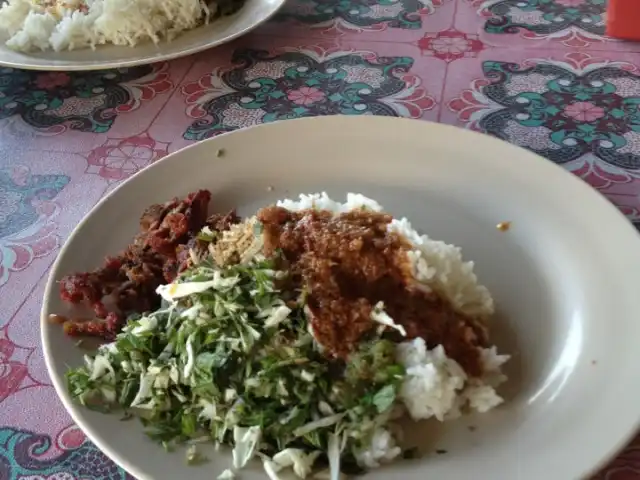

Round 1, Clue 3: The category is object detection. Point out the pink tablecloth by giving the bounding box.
[1,0,639,477]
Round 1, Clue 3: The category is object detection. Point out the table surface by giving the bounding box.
[1,0,640,478]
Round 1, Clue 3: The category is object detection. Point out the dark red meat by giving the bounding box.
[58,190,240,340]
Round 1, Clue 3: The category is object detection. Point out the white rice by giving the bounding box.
[0,0,213,52]
[396,338,508,421]
[276,193,510,465]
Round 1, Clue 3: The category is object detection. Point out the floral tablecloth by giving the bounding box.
[1,0,639,478]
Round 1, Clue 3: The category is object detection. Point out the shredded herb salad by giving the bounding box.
[66,249,409,479]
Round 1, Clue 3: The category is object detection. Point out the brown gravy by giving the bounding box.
[257,206,488,377]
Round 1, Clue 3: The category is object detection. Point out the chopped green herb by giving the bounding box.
[372,384,396,413]
[65,242,407,480]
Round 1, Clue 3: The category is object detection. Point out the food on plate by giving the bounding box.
[56,189,239,339]
[61,192,510,479]
[0,0,244,53]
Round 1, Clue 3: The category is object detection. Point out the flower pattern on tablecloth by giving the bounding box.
[55,426,86,452]
[275,0,445,32]
[482,0,607,47]
[0,64,172,134]
[0,335,29,404]
[0,166,68,287]
[417,29,484,62]
[182,46,435,140]
[0,427,131,480]
[85,133,170,183]
[448,53,640,189]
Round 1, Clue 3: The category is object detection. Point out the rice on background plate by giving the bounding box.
[0,0,236,52]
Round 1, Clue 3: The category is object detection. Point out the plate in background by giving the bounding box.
[42,115,640,479]
[0,0,283,71]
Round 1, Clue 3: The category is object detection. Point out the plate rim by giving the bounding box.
[0,0,285,71]
[40,115,640,479]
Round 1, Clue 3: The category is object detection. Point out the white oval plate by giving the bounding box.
[0,0,283,71]
[42,116,640,480]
